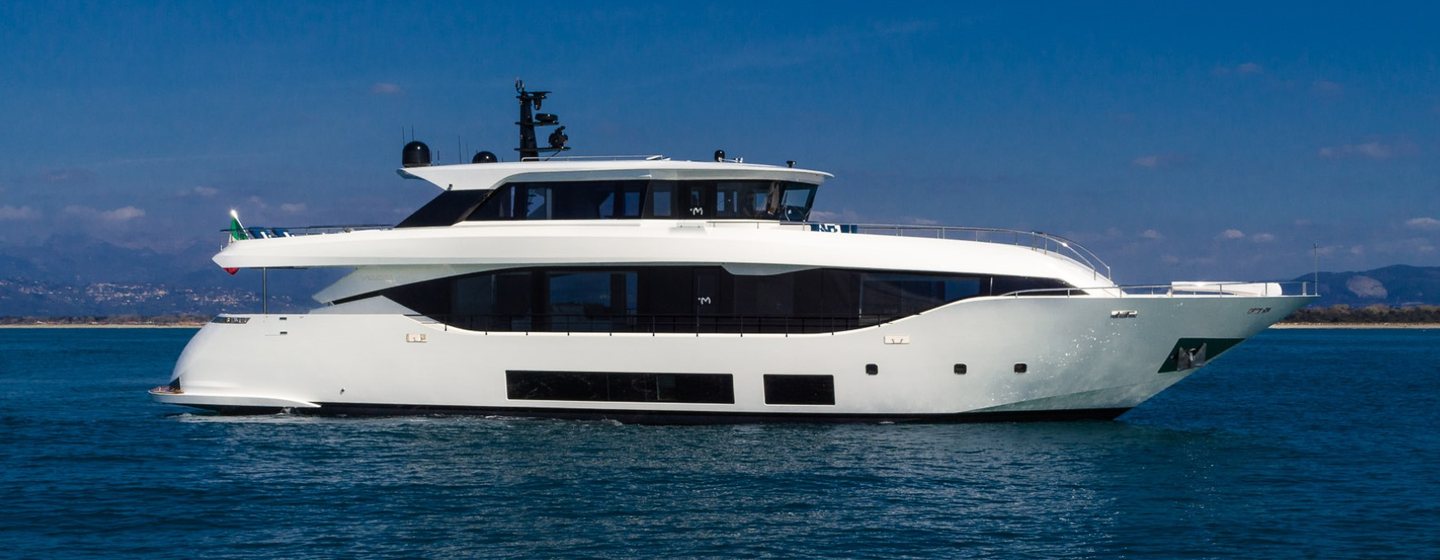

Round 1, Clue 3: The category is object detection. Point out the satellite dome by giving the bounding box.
[402,141,431,168]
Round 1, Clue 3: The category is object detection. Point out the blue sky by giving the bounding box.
[1,1,1437,283]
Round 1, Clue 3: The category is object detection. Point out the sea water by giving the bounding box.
[1,328,1437,559]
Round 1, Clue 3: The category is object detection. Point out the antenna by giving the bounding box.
[514,79,571,161]
[1313,242,1319,296]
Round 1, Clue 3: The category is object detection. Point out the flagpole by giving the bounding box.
[262,267,268,315]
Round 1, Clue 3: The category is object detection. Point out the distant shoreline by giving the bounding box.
[0,323,204,329]
[2,321,1436,331]
[1271,322,1439,330]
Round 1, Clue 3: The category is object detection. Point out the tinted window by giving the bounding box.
[522,185,550,219]
[545,271,636,332]
[779,184,817,222]
[463,180,819,222]
[860,273,973,318]
[713,181,781,219]
[763,374,835,405]
[396,190,490,228]
[681,183,710,218]
[360,265,1072,334]
[467,185,519,220]
[507,371,735,403]
[646,181,674,218]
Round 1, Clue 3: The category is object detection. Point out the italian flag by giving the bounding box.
[228,209,247,241]
[225,210,244,275]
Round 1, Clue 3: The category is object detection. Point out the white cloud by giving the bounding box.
[1131,154,1184,169]
[1132,155,1162,168]
[1312,79,1343,95]
[1318,140,1416,160]
[64,205,146,222]
[101,206,146,221]
[39,168,95,183]
[0,205,39,221]
[873,20,938,36]
[192,186,219,197]
[280,203,307,214]
[371,82,403,95]
[808,209,863,223]
[1250,232,1276,243]
[1212,62,1264,76]
[1406,217,1440,231]
[1219,229,1245,240]
[1140,229,1163,240]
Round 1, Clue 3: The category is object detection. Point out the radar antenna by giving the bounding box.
[515,79,571,161]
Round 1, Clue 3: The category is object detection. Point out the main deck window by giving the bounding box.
[506,371,735,404]
[396,179,820,227]
[358,266,1076,334]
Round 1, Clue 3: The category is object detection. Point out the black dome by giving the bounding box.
[402,141,431,168]
[472,151,498,164]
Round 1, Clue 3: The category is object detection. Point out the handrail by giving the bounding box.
[218,224,391,243]
[798,222,1112,281]
[517,154,669,162]
[1000,280,1315,298]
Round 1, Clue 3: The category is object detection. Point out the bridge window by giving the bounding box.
[453,180,818,224]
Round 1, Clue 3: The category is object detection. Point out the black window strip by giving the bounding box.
[341,265,1078,333]
[763,374,835,405]
[506,371,735,404]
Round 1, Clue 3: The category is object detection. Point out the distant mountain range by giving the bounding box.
[0,237,334,316]
[2,238,1437,317]
[1295,264,1440,307]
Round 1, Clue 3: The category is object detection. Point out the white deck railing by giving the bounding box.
[793,222,1112,281]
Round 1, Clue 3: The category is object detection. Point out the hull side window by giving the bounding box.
[507,371,735,404]
[763,375,835,405]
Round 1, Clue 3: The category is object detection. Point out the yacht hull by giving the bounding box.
[155,293,1306,422]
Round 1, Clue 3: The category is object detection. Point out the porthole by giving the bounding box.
[865,363,878,375]
[954,363,967,375]
[1014,363,1027,374]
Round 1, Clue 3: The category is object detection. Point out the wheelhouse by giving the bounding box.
[397,179,820,228]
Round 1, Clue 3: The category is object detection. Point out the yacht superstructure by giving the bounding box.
[151,83,1313,422]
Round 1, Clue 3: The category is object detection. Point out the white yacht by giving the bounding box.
[152,83,1313,422]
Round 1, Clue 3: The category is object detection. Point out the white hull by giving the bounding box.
[155,293,1305,422]
[157,154,1313,422]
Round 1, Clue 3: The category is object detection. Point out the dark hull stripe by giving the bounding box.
[184,402,1131,425]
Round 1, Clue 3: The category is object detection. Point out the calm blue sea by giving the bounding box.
[1,328,1437,559]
